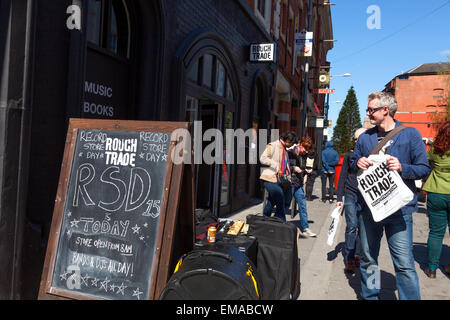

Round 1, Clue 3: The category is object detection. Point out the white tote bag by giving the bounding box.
[357,154,414,222]
[327,206,343,246]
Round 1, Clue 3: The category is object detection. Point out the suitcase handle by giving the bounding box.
[188,250,233,263]
[246,214,285,224]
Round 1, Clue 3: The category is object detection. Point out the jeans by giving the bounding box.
[426,192,450,271]
[263,181,292,222]
[305,171,317,199]
[343,191,360,263]
[359,208,420,300]
[292,186,309,231]
[321,172,335,200]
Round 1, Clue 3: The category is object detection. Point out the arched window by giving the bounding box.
[187,54,235,102]
[87,0,131,59]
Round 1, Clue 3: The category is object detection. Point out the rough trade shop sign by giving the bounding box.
[250,43,275,62]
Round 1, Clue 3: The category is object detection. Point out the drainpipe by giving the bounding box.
[300,0,313,137]
[0,0,36,299]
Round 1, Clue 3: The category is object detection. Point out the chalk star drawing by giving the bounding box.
[91,278,99,287]
[132,288,143,300]
[116,282,127,295]
[143,222,148,228]
[132,224,140,234]
[59,271,70,281]
[80,274,89,287]
[100,278,110,292]
[79,152,83,157]
[139,236,144,241]
[70,219,80,228]
[110,284,116,293]
[100,153,104,159]
[161,154,168,161]
[67,211,72,217]
[66,229,72,237]
[139,153,145,159]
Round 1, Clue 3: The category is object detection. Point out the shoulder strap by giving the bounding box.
[369,125,406,155]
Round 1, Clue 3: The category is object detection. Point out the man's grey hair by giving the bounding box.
[368,92,398,117]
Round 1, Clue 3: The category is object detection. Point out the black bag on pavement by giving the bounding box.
[159,246,261,300]
[246,214,300,300]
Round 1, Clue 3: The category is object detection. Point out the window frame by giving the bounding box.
[86,0,131,60]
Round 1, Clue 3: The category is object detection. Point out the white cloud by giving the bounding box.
[440,49,450,57]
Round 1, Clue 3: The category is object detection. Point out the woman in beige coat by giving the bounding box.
[259,132,297,221]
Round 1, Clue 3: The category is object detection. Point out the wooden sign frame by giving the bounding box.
[38,118,194,300]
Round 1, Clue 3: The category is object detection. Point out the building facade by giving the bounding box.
[383,62,450,142]
[248,0,333,150]
[0,0,333,299]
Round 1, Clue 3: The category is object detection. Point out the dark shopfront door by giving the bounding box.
[195,103,226,217]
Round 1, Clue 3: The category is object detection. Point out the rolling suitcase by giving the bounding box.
[246,214,300,300]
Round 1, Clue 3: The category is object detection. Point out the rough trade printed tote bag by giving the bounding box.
[357,154,413,222]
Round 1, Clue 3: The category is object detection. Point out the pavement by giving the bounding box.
[226,182,450,300]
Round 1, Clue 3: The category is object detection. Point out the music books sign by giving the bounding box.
[250,43,276,62]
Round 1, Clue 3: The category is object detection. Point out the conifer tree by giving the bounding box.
[332,86,362,156]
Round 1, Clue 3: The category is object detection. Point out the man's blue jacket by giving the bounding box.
[350,120,431,215]
[321,141,339,173]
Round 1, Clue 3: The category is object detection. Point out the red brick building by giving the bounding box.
[246,0,333,147]
[383,62,450,142]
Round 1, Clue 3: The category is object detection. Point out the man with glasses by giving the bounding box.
[351,92,430,300]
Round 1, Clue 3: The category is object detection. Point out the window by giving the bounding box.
[187,58,199,83]
[257,0,266,18]
[87,0,131,58]
[281,2,287,40]
[87,0,102,46]
[187,54,235,102]
[226,77,234,102]
[202,54,214,89]
[215,61,226,96]
[185,96,199,122]
[220,111,234,206]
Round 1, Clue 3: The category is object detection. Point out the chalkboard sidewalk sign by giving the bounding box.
[38,119,194,300]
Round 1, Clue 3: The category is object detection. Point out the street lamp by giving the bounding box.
[330,73,351,78]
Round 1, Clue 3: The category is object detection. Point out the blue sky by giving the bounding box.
[326,0,450,136]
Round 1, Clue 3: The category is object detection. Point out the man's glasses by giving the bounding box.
[366,106,384,114]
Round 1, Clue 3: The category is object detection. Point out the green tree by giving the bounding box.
[332,86,362,156]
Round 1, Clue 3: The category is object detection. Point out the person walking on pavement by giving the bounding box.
[321,141,339,203]
[421,121,450,278]
[289,136,317,237]
[305,148,319,201]
[351,92,430,300]
[260,132,296,222]
[336,128,366,273]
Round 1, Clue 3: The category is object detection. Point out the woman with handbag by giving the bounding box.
[422,121,450,278]
[259,132,297,222]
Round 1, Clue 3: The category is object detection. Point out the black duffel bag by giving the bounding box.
[159,246,261,300]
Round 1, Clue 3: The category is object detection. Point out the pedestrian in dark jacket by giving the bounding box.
[321,141,339,203]
[336,128,366,273]
[289,137,317,237]
[305,149,319,201]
